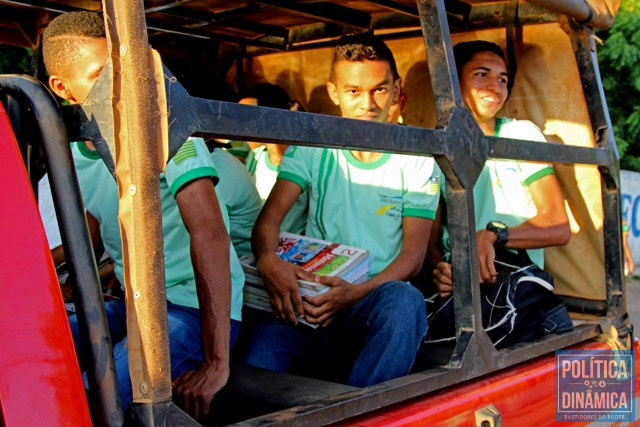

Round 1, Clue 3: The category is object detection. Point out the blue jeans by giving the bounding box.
[69,298,240,409]
[243,281,428,387]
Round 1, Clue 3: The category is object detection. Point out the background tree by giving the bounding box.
[0,45,31,74]
[597,0,640,172]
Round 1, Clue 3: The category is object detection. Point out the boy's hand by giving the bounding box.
[257,254,314,323]
[432,261,453,298]
[303,276,357,327]
[172,361,229,422]
[475,229,498,283]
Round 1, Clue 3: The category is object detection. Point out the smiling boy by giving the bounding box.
[244,33,440,386]
[433,40,570,295]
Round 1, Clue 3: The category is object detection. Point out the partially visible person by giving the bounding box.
[431,40,570,298]
[423,41,571,348]
[201,139,262,256]
[242,83,308,235]
[38,173,119,302]
[43,11,243,420]
[244,33,439,387]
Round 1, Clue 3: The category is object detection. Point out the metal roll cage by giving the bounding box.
[0,0,627,425]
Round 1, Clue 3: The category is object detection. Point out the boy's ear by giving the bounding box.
[393,77,402,101]
[326,81,340,106]
[48,75,76,103]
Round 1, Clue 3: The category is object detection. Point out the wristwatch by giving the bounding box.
[486,221,509,246]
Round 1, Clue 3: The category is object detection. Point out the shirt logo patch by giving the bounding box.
[173,139,198,165]
[427,176,440,195]
[283,146,296,158]
[376,195,402,218]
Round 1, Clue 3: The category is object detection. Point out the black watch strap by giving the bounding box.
[486,221,509,246]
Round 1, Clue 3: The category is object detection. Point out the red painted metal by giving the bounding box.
[0,103,91,426]
[343,340,640,426]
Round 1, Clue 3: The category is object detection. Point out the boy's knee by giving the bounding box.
[378,281,426,312]
[369,281,427,327]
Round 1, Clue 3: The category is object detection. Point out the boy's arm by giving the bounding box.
[427,204,454,298]
[252,179,314,324]
[476,173,570,282]
[171,178,231,421]
[305,216,432,327]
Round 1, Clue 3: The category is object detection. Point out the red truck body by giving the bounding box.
[0,104,91,426]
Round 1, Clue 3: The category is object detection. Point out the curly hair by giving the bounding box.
[330,32,399,82]
[42,11,105,76]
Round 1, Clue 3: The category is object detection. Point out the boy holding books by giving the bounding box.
[245,33,440,387]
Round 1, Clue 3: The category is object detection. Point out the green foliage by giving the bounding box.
[0,44,32,74]
[598,1,640,171]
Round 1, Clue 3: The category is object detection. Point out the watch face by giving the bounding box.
[491,221,507,229]
[489,221,507,230]
[487,221,509,244]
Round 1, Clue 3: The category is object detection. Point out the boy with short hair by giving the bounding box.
[245,33,440,386]
[432,41,570,295]
[43,11,243,419]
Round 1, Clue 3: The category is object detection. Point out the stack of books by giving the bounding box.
[240,231,370,327]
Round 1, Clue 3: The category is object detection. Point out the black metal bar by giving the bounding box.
[152,7,289,39]
[146,21,287,50]
[255,0,371,30]
[563,21,625,323]
[0,75,124,426]
[130,401,198,426]
[564,21,609,148]
[63,72,613,176]
[367,0,420,17]
[144,0,192,13]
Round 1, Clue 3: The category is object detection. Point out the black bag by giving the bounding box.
[425,249,573,348]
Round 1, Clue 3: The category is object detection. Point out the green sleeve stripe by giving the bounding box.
[173,140,198,165]
[76,141,102,159]
[277,171,306,190]
[169,166,219,197]
[403,208,437,220]
[622,223,630,233]
[315,150,333,240]
[524,166,554,186]
[245,156,256,175]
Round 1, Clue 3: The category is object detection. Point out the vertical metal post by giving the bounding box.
[563,20,625,322]
[101,0,172,412]
[417,0,492,366]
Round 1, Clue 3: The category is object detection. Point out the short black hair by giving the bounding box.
[330,32,399,82]
[241,83,291,110]
[42,11,105,76]
[453,41,505,79]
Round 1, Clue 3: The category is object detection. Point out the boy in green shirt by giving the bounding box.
[245,33,439,386]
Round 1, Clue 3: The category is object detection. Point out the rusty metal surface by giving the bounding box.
[0,0,565,51]
[102,0,172,406]
[2,0,625,425]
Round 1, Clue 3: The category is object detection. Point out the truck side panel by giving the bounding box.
[0,103,91,426]
[344,340,640,426]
